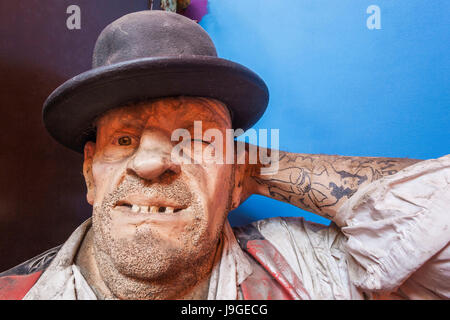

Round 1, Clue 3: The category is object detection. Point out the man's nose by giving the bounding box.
[127,130,180,181]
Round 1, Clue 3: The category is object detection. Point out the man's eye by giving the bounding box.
[117,136,132,146]
[192,139,211,145]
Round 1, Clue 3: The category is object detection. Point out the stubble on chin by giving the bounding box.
[90,177,228,299]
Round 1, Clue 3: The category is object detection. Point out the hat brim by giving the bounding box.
[43,56,269,153]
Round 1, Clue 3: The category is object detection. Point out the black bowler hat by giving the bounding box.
[43,10,269,153]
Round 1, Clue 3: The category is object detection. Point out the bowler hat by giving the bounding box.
[43,10,269,153]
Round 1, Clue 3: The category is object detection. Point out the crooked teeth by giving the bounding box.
[128,205,178,214]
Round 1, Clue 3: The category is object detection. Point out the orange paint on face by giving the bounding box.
[82,96,237,299]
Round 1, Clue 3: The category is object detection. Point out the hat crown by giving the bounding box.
[92,11,218,68]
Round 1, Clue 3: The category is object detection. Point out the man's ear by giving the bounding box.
[83,141,96,205]
[229,164,247,211]
[229,142,257,211]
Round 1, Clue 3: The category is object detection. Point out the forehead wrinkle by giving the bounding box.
[141,99,180,130]
[100,112,145,134]
[96,96,232,137]
[182,121,225,134]
[148,97,230,129]
[174,114,228,134]
[177,97,231,128]
[195,97,231,126]
[116,119,145,133]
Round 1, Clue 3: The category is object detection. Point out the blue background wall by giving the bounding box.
[197,0,450,226]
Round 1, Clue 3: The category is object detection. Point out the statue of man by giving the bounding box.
[0,11,448,300]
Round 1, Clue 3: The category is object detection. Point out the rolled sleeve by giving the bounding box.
[334,154,450,296]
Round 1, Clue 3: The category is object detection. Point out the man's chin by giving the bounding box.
[93,247,179,299]
[91,221,224,299]
[96,242,181,280]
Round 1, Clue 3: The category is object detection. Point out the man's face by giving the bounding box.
[83,97,236,291]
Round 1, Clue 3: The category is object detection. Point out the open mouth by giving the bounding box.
[115,201,186,214]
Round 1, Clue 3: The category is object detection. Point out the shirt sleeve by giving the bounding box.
[334,154,450,297]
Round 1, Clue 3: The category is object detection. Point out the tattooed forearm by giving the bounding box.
[252,151,421,219]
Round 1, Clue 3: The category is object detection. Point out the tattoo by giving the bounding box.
[254,152,420,219]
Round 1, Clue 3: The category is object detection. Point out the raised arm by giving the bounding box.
[248,149,422,220]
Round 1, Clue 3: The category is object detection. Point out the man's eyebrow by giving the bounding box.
[113,119,145,131]
[183,120,223,131]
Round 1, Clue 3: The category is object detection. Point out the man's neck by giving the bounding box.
[75,227,217,300]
